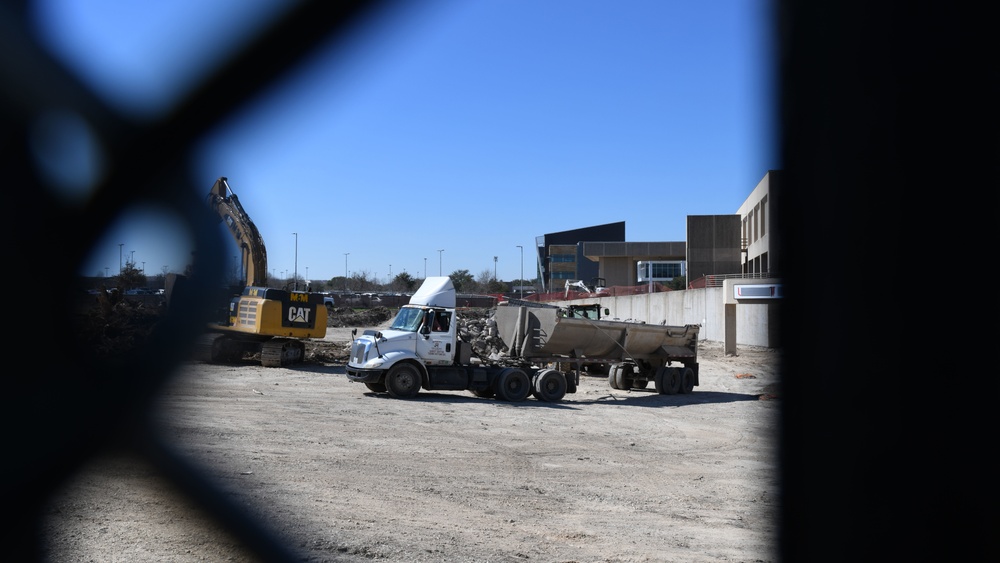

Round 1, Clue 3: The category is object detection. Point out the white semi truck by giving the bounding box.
[345,277,700,402]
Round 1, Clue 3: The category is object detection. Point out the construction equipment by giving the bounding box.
[187,177,327,367]
[346,277,699,402]
[564,277,610,299]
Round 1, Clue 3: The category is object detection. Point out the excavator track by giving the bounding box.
[194,333,229,363]
[261,338,305,367]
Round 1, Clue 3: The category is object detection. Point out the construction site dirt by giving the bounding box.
[44,305,781,562]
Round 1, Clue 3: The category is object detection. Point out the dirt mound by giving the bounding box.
[74,295,166,361]
[326,306,394,328]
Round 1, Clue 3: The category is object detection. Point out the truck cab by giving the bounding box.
[346,277,476,398]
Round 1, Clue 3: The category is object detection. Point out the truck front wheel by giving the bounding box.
[385,364,422,399]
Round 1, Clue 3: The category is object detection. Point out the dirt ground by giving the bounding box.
[43,306,781,562]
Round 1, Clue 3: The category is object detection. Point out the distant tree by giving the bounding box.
[485,279,508,294]
[667,275,687,290]
[350,269,378,292]
[329,275,347,292]
[117,261,146,291]
[449,269,474,292]
[393,272,417,292]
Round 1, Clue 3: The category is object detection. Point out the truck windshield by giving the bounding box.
[389,307,424,332]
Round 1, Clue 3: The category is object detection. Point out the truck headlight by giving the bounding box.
[363,358,386,369]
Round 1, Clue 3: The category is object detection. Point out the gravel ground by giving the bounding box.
[42,310,781,562]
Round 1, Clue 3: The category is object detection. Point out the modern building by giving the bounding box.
[534,222,624,292]
[535,170,780,290]
[738,169,780,276]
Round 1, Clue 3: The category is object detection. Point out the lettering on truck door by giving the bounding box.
[416,310,453,365]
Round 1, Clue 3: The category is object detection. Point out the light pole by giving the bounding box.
[437,249,444,276]
[292,232,298,290]
[141,261,145,274]
[344,252,349,292]
[105,267,109,277]
[130,250,135,265]
[516,245,523,298]
[118,243,123,274]
[493,256,498,281]
[424,258,427,279]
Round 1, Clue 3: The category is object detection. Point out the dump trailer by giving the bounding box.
[345,277,700,402]
[494,305,700,394]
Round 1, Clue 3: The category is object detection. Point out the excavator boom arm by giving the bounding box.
[207,177,268,287]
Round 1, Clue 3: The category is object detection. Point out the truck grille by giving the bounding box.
[350,340,372,364]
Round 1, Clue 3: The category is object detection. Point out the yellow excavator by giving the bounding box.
[185,177,327,367]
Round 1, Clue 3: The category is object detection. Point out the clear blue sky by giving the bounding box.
[41,0,778,284]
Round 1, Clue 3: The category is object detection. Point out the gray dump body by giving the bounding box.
[494,305,699,364]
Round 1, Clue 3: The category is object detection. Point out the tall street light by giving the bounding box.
[493,256,498,281]
[344,252,350,292]
[424,257,427,279]
[517,245,523,299]
[437,249,444,276]
[292,232,298,291]
[118,243,123,274]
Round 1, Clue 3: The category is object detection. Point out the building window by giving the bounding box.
[637,261,685,281]
[760,195,767,237]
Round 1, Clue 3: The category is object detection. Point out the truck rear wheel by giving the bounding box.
[532,369,567,402]
[678,367,696,394]
[385,363,421,398]
[495,368,531,402]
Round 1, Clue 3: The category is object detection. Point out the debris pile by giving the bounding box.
[457,308,509,360]
[307,307,508,366]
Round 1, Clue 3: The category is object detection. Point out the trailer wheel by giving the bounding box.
[632,379,649,389]
[654,367,681,395]
[615,367,631,390]
[496,368,531,402]
[678,367,696,394]
[364,382,387,393]
[385,363,421,398]
[607,365,621,389]
[532,369,567,402]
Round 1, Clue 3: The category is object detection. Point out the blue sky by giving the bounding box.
[39,0,778,284]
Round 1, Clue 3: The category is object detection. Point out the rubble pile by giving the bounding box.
[309,307,511,366]
[456,308,509,360]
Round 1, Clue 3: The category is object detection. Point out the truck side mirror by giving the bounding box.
[419,325,430,336]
